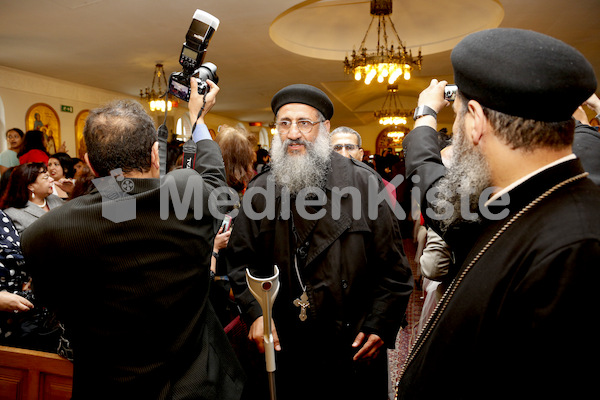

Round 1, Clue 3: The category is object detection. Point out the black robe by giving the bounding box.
[228,151,413,400]
[398,126,600,399]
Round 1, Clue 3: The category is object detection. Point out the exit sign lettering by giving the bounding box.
[61,105,73,113]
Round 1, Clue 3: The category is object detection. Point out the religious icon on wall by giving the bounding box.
[75,110,90,160]
[26,103,61,155]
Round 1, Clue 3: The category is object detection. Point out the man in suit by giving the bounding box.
[21,78,245,400]
[397,28,600,399]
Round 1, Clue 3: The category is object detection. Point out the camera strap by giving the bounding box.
[158,124,169,176]
[182,96,207,169]
[182,139,196,169]
[157,92,170,177]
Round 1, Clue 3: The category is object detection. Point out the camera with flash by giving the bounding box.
[168,9,220,102]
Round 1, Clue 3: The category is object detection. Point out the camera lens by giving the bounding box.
[196,62,218,84]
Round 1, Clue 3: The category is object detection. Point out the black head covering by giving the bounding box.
[451,28,597,122]
[271,84,334,120]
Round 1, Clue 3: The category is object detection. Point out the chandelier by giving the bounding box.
[374,84,412,125]
[386,125,408,143]
[140,64,176,112]
[343,0,422,85]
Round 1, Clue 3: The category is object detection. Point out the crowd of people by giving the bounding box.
[0,130,97,357]
[1,27,599,400]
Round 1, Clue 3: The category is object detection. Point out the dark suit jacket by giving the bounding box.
[22,139,245,400]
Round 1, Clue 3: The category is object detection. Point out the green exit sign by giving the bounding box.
[61,105,73,113]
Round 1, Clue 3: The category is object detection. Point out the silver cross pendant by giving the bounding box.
[293,291,310,321]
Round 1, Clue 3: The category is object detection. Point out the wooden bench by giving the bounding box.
[0,345,72,400]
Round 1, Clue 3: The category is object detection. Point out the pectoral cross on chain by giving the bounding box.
[293,291,310,321]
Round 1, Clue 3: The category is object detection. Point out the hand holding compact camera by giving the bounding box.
[168,10,220,102]
[444,84,458,101]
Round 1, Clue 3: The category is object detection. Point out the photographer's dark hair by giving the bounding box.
[0,163,47,209]
[49,152,75,179]
[84,100,157,177]
[18,130,48,157]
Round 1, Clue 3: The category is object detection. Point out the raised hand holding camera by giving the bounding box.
[168,9,220,102]
[189,78,219,128]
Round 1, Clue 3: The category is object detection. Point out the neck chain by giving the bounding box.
[291,218,310,321]
[290,217,307,292]
[293,255,307,292]
[396,171,589,393]
[36,198,47,208]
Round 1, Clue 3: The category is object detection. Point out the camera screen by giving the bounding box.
[182,46,198,60]
[169,79,189,100]
[188,20,210,42]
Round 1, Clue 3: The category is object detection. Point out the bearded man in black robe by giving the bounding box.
[397,28,600,400]
[227,84,413,400]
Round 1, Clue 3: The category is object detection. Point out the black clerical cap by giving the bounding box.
[451,28,597,122]
[271,84,334,120]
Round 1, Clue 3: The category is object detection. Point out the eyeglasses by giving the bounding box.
[332,144,360,152]
[274,119,322,135]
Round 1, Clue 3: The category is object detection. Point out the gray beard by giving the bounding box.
[270,127,331,195]
[433,125,492,233]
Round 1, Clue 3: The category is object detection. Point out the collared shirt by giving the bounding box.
[192,123,212,143]
[485,153,577,206]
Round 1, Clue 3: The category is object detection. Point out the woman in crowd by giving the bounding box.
[0,163,63,233]
[212,125,256,277]
[216,125,256,200]
[254,147,270,174]
[47,152,75,200]
[0,128,24,175]
[69,161,95,200]
[18,130,49,165]
[71,158,86,179]
[213,124,263,396]
[211,124,256,290]
[0,209,62,353]
[0,166,15,199]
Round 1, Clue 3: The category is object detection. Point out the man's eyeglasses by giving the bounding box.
[332,144,360,152]
[274,119,321,135]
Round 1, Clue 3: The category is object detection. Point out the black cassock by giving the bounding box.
[398,126,600,400]
[228,152,414,400]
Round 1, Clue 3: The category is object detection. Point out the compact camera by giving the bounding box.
[168,9,220,102]
[444,84,458,101]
